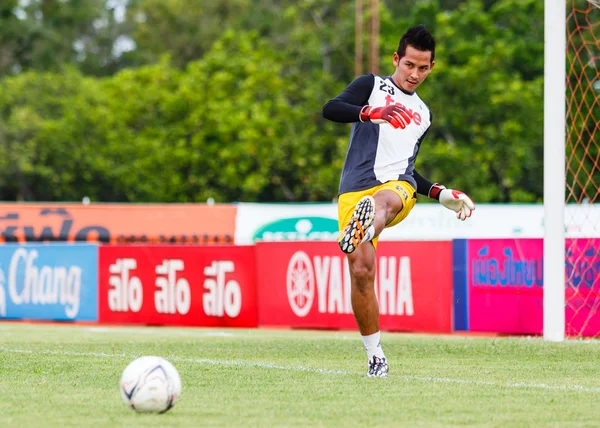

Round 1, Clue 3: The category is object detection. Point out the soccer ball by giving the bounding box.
[120,356,182,413]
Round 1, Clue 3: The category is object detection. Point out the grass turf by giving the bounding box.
[0,323,599,427]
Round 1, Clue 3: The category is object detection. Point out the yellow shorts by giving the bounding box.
[338,181,417,248]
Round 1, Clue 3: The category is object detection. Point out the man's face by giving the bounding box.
[392,45,435,93]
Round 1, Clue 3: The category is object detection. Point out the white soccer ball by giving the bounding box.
[120,356,182,413]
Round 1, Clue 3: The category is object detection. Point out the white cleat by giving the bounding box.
[366,356,389,378]
[339,195,375,254]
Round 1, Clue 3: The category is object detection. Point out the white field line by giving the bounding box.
[0,347,350,376]
[1,346,600,393]
[86,327,237,338]
[6,324,600,344]
[0,325,356,341]
[83,327,356,341]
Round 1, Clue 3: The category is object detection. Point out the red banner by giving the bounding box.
[98,245,257,327]
[255,241,452,333]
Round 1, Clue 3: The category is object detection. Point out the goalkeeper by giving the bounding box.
[322,24,475,378]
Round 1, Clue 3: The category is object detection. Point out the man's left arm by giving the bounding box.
[413,170,475,221]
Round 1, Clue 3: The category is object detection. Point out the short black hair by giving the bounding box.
[397,24,436,62]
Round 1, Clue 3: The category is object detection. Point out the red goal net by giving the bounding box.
[564,0,600,337]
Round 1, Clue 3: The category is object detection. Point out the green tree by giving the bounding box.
[0,68,104,200]
[0,0,552,204]
[385,0,545,203]
[0,0,132,78]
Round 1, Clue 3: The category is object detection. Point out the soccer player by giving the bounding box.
[322,25,475,378]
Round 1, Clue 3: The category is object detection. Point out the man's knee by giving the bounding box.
[349,258,376,291]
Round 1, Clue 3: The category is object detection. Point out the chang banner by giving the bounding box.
[0,244,98,321]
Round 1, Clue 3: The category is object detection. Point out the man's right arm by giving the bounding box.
[322,74,375,123]
[322,75,411,129]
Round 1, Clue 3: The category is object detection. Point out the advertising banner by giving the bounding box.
[454,238,600,337]
[454,239,544,334]
[0,203,236,244]
[255,241,453,333]
[235,202,547,244]
[565,238,600,337]
[0,244,98,321]
[235,203,339,245]
[236,203,600,244]
[98,245,257,327]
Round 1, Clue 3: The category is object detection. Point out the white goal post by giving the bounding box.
[543,0,566,342]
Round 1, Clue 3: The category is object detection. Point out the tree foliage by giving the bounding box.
[0,0,556,203]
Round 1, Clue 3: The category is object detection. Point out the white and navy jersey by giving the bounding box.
[323,74,432,195]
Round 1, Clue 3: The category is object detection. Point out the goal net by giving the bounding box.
[564,0,600,337]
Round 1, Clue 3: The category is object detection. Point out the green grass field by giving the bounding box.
[1,323,599,427]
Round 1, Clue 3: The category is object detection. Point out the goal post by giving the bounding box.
[543,0,567,342]
[544,0,600,341]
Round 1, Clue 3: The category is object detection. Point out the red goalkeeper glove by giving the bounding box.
[429,184,475,221]
[359,105,412,129]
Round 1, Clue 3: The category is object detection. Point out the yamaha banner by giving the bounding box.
[255,241,453,333]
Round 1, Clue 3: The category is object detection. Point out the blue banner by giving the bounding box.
[452,239,468,331]
[0,244,98,321]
